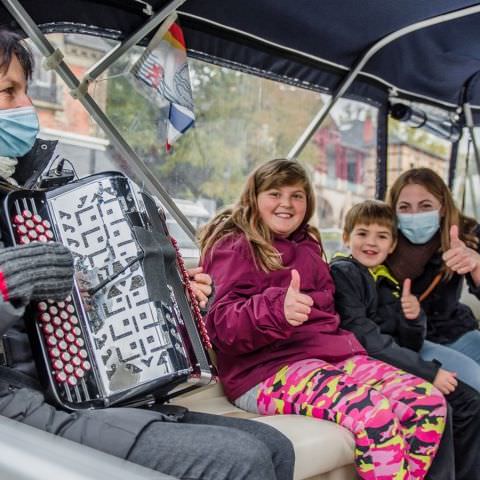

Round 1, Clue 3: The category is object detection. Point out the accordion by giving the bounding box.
[0,172,214,410]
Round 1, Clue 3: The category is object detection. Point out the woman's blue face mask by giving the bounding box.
[0,106,39,158]
[397,210,440,244]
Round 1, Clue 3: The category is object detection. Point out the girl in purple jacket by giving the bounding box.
[199,159,447,480]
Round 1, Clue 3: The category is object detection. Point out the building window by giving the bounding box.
[29,50,59,105]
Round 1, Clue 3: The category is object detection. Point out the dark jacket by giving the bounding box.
[12,138,58,188]
[405,227,480,344]
[203,228,365,400]
[330,255,440,383]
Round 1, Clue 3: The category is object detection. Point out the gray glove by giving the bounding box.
[0,242,74,303]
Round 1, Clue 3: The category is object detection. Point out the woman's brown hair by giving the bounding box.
[387,167,478,252]
[198,158,322,271]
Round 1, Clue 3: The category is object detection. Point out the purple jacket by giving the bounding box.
[203,227,366,400]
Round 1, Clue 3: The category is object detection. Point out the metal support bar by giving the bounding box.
[447,134,460,190]
[376,103,389,200]
[463,103,480,179]
[463,103,480,218]
[1,0,197,241]
[288,4,480,160]
[81,0,185,86]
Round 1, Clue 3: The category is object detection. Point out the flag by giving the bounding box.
[131,16,195,151]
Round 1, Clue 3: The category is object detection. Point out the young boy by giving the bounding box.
[329,200,480,479]
[330,199,458,395]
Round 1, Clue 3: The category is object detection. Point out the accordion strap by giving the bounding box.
[0,365,42,391]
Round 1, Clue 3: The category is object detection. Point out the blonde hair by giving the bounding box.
[199,159,322,271]
[388,167,478,252]
[343,200,397,242]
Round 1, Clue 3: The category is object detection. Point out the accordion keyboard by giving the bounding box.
[12,201,95,404]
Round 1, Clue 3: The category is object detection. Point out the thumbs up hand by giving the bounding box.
[443,225,480,276]
[400,278,421,320]
[449,225,463,248]
[284,269,314,326]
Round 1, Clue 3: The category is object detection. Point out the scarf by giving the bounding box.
[386,231,441,284]
[0,155,18,184]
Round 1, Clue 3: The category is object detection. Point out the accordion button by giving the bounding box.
[57,301,66,309]
[55,371,67,383]
[54,328,65,340]
[74,368,85,379]
[27,230,38,241]
[65,295,72,302]
[22,209,33,219]
[58,340,68,351]
[42,219,51,229]
[65,333,76,344]
[19,235,30,244]
[72,327,82,337]
[37,302,48,312]
[49,306,59,315]
[38,235,48,243]
[67,376,78,386]
[69,316,79,326]
[32,214,42,224]
[49,347,61,358]
[64,364,74,375]
[71,356,81,367]
[52,359,63,370]
[74,338,84,348]
[25,219,35,229]
[35,224,45,234]
[66,304,75,314]
[45,230,54,240]
[81,360,91,371]
[52,316,62,327]
[40,312,51,323]
[61,351,71,363]
[79,350,88,360]
[68,345,78,356]
[42,323,54,335]
[13,214,25,224]
[60,311,69,321]
[46,335,57,347]
[16,224,28,235]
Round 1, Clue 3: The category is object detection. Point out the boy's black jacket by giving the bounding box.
[330,255,440,383]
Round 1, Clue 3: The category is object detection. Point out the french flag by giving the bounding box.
[132,18,195,151]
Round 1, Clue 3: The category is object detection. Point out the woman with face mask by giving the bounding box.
[387,167,480,392]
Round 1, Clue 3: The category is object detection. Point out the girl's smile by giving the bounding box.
[257,184,307,237]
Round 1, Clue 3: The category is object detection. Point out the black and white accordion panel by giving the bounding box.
[0,172,214,410]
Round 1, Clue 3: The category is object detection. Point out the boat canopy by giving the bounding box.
[2,1,480,118]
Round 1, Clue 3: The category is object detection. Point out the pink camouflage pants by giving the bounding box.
[255,356,446,480]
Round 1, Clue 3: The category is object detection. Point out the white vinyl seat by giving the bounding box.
[170,383,355,480]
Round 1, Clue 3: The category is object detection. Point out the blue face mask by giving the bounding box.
[397,210,440,244]
[0,106,39,158]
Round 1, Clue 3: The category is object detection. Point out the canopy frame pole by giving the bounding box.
[288,4,480,160]
[462,102,480,218]
[463,103,480,177]
[0,0,197,241]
